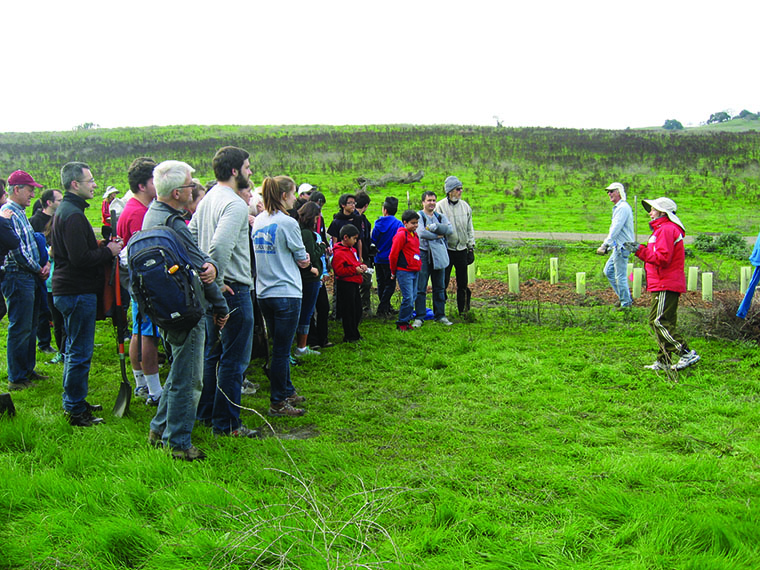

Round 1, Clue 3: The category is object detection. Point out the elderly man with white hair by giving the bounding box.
[597,182,634,309]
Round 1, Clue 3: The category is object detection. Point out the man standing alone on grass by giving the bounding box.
[52,162,123,426]
[117,157,163,405]
[597,182,634,309]
[145,160,228,460]
[1,170,50,391]
[414,190,453,327]
[627,197,700,372]
[189,146,256,438]
[435,176,475,316]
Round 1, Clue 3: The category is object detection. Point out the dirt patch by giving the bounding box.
[465,277,743,309]
[255,423,321,440]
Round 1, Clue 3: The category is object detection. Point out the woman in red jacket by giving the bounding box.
[630,197,700,372]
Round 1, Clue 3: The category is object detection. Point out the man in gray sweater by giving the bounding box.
[189,146,257,438]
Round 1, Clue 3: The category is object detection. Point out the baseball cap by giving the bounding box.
[7,170,43,188]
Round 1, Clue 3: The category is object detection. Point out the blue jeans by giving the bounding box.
[297,281,321,336]
[2,271,40,384]
[258,296,300,405]
[396,270,418,325]
[53,293,97,414]
[604,247,632,307]
[197,284,253,434]
[150,319,205,450]
[415,254,446,319]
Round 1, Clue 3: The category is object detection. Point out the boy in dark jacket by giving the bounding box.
[332,224,368,342]
[389,210,421,331]
[371,197,403,317]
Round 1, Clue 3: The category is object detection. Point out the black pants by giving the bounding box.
[444,248,471,314]
[307,283,330,346]
[336,280,362,341]
[375,263,396,314]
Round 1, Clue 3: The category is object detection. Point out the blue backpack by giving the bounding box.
[127,215,205,333]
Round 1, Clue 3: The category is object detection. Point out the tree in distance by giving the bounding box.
[707,111,730,124]
[733,109,759,120]
[662,119,684,130]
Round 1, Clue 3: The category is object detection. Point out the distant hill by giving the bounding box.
[642,118,760,133]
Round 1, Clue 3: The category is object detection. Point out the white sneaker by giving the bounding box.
[295,346,321,358]
[411,319,424,328]
[435,317,453,326]
[672,350,700,371]
[644,360,668,371]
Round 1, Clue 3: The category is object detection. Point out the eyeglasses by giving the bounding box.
[345,201,356,206]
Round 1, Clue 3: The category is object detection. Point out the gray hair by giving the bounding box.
[61,162,90,190]
[153,160,195,198]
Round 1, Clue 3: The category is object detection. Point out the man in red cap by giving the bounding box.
[1,170,50,391]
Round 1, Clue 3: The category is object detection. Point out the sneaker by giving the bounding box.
[8,380,36,391]
[241,379,260,396]
[321,341,335,348]
[294,346,321,358]
[411,319,424,328]
[286,392,306,405]
[67,408,104,427]
[171,446,206,461]
[47,352,63,364]
[435,317,453,326]
[288,355,300,367]
[644,360,669,371]
[268,401,306,417]
[134,385,149,399]
[672,350,700,371]
[146,395,161,407]
[396,323,411,331]
[148,430,164,448]
[38,346,57,354]
[228,425,261,438]
[28,370,49,381]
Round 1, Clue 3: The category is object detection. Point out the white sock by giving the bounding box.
[144,373,162,398]
[132,369,146,389]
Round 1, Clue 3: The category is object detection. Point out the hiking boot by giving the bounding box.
[411,319,424,328]
[241,379,260,396]
[67,409,104,427]
[269,401,306,417]
[644,360,669,371]
[229,425,261,438]
[47,352,63,364]
[294,346,321,358]
[39,346,57,354]
[286,392,306,405]
[148,430,164,447]
[146,395,161,407]
[171,446,206,461]
[8,380,36,391]
[134,385,149,399]
[435,317,453,326]
[28,370,49,381]
[84,401,103,412]
[672,350,700,371]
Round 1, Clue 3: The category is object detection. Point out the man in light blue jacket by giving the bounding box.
[597,182,634,308]
[414,191,453,327]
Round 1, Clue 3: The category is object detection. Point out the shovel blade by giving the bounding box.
[112,379,132,417]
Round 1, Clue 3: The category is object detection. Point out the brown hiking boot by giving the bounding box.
[268,401,305,417]
[171,446,206,461]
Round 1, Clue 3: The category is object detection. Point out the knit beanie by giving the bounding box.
[444,176,463,194]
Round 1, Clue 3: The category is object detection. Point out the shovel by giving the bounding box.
[112,242,132,417]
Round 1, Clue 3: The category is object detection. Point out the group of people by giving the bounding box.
[597,182,700,371]
[0,147,477,461]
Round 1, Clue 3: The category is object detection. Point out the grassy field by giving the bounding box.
[2,238,760,569]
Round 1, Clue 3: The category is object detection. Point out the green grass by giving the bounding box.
[2,286,760,568]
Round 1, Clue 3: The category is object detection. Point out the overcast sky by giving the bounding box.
[2,0,757,133]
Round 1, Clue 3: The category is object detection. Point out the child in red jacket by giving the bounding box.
[629,197,699,372]
[389,210,421,330]
[332,224,367,342]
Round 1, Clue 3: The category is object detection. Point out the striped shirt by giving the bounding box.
[0,201,40,273]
